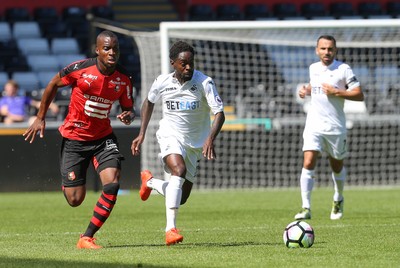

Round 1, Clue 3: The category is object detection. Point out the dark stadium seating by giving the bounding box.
[41,20,69,39]
[386,1,400,17]
[357,2,383,18]
[90,5,114,20]
[244,3,270,20]
[184,1,398,21]
[4,54,31,74]
[273,3,299,19]
[300,2,327,19]
[188,4,215,21]
[33,7,58,25]
[329,2,355,18]
[216,4,242,20]
[4,7,31,23]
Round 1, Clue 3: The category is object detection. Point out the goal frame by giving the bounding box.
[154,19,400,188]
[160,19,400,75]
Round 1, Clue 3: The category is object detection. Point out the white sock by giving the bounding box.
[332,167,345,202]
[166,208,178,232]
[147,178,168,196]
[165,175,184,231]
[300,168,315,209]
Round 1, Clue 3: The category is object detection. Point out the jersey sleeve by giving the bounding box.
[204,79,224,114]
[59,60,86,86]
[118,76,134,109]
[147,76,162,103]
[344,65,361,90]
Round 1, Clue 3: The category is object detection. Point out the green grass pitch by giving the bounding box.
[0,187,399,267]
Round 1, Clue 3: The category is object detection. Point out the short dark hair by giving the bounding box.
[317,35,336,47]
[97,30,118,45]
[169,41,195,60]
[98,30,117,39]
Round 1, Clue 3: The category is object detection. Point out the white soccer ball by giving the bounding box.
[283,220,314,248]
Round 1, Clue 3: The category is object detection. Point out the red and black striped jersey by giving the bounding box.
[58,58,133,141]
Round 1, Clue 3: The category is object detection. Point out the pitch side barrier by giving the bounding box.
[0,121,141,192]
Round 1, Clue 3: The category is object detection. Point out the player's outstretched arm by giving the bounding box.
[23,73,63,143]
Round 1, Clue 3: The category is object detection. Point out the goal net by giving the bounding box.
[94,19,400,188]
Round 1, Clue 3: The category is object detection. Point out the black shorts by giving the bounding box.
[60,133,124,187]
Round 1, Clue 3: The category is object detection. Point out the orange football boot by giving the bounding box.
[76,235,102,249]
[140,170,153,201]
[165,228,183,246]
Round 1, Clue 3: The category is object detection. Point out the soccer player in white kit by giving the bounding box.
[131,41,225,245]
[294,35,364,220]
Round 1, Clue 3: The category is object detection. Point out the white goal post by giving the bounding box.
[93,19,400,189]
[154,19,400,188]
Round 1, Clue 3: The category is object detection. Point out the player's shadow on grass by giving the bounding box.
[110,241,280,248]
[0,257,164,268]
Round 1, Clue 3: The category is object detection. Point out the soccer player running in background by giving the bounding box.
[131,41,225,245]
[23,30,135,249]
[294,35,364,221]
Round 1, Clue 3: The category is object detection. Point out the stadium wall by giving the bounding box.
[0,0,107,14]
[189,0,393,10]
[0,124,140,193]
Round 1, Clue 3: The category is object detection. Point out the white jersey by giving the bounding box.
[148,70,224,148]
[305,60,360,135]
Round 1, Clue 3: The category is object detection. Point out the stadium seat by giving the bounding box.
[4,7,31,23]
[386,1,400,17]
[118,35,135,54]
[11,72,40,93]
[12,21,42,39]
[301,2,327,19]
[26,55,60,72]
[329,2,355,19]
[62,6,87,31]
[50,38,80,54]
[216,4,242,20]
[0,72,9,90]
[90,5,114,20]
[358,2,383,18]
[33,7,58,25]
[244,4,270,20]
[62,6,87,21]
[56,54,86,68]
[4,54,30,73]
[17,38,50,56]
[273,3,299,19]
[37,71,57,88]
[41,21,69,39]
[188,4,215,21]
[0,22,12,42]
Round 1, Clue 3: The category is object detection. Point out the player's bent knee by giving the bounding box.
[103,182,120,195]
[63,187,85,207]
[65,196,84,207]
[169,164,186,178]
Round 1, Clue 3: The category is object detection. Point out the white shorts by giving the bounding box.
[156,130,202,183]
[302,131,348,160]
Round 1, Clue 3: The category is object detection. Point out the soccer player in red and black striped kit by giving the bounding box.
[23,30,135,249]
